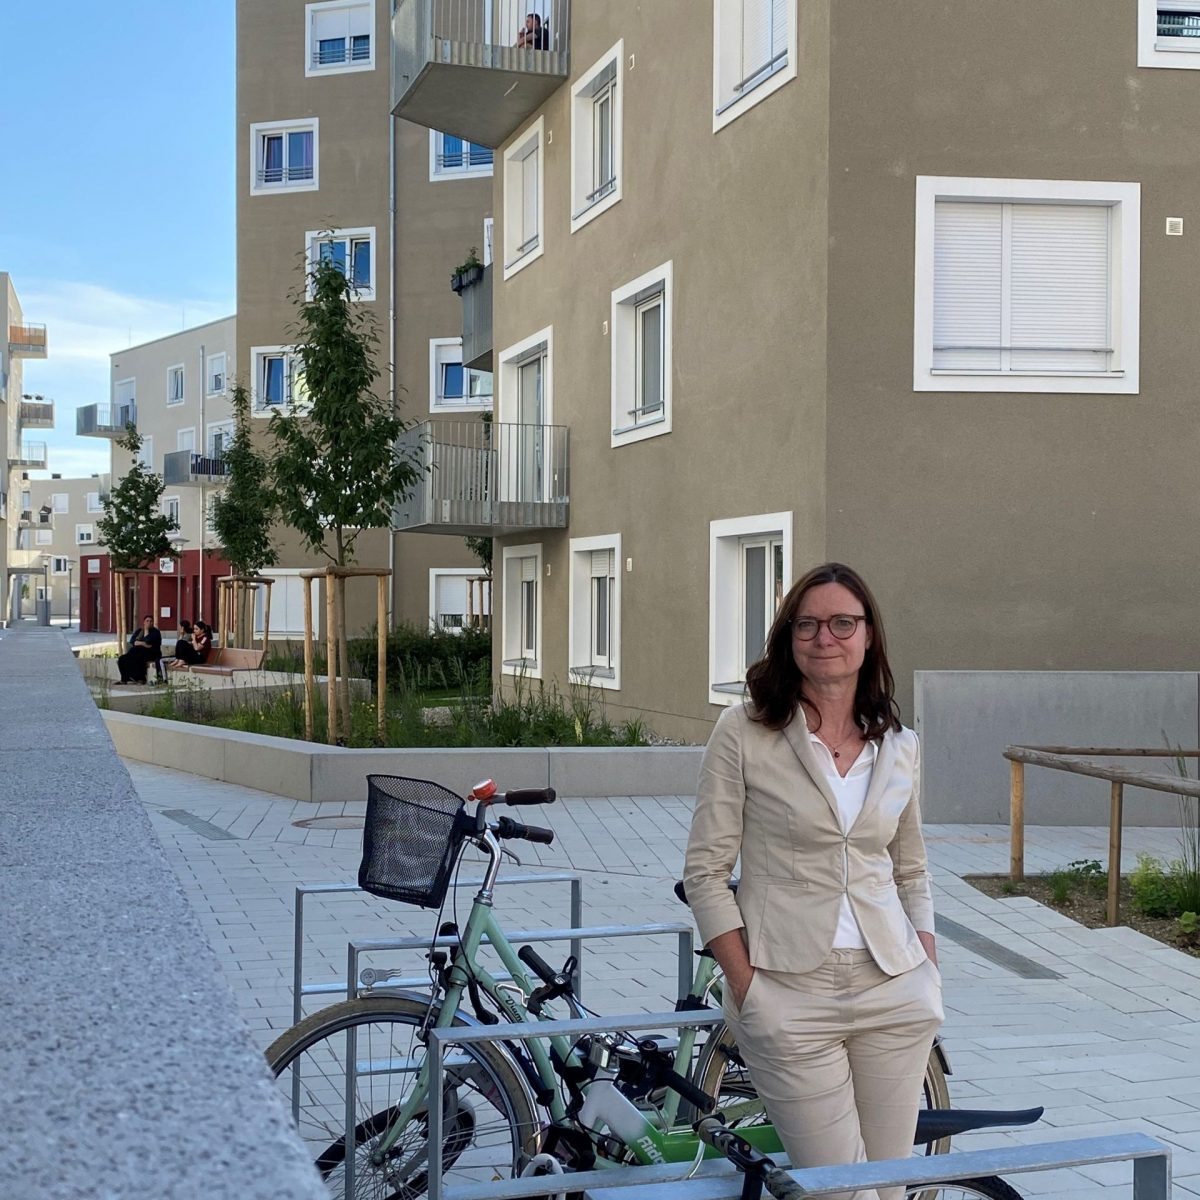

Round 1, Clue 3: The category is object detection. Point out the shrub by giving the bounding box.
[1178,911,1199,944]
[1130,853,1177,918]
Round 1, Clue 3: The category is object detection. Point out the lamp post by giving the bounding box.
[64,558,76,630]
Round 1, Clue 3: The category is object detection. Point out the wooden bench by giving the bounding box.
[170,647,265,677]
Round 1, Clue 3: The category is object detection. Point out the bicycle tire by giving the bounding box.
[904,1179,1023,1200]
[266,995,539,1200]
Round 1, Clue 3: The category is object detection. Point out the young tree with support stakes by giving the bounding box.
[97,425,179,646]
[211,383,279,649]
[269,250,421,741]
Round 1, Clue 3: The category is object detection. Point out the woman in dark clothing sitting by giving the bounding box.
[192,621,213,664]
[172,619,199,666]
[116,615,162,684]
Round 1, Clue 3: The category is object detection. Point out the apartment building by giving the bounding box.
[236,0,494,637]
[76,318,235,634]
[1,272,52,626]
[388,0,1200,742]
[23,473,109,622]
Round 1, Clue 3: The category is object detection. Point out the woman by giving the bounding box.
[116,615,162,685]
[191,621,212,664]
[683,563,941,1200]
[169,619,197,666]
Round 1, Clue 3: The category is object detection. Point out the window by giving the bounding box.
[709,511,792,705]
[76,524,95,545]
[306,0,374,75]
[250,119,319,195]
[570,43,623,231]
[51,557,69,575]
[429,568,491,632]
[251,345,307,414]
[502,118,544,279]
[138,436,155,472]
[36,528,53,546]
[253,570,318,637]
[1139,1,1200,67]
[913,177,1140,394]
[86,492,103,513]
[207,420,235,459]
[167,364,185,406]
[51,493,68,513]
[569,535,621,689]
[177,428,196,454]
[713,0,796,131]
[501,543,543,676]
[497,328,554,502]
[430,131,493,180]
[114,377,136,424]
[611,262,673,446]
[306,227,376,300]
[483,217,494,267]
[207,353,227,394]
[430,338,494,412]
[163,497,181,527]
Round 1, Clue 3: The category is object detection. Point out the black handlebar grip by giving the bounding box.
[504,788,558,806]
[518,944,558,984]
[522,824,554,845]
[665,1070,715,1114]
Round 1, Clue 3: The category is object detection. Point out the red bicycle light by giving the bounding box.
[470,779,497,802]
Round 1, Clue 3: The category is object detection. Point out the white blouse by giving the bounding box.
[808,733,877,949]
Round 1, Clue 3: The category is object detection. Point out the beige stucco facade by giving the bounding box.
[24,474,109,619]
[382,0,1200,742]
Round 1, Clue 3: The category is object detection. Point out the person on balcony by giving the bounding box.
[116,615,162,684]
[516,13,547,49]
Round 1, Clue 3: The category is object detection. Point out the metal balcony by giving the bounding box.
[17,507,53,529]
[76,402,137,438]
[19,398,54,428]
[395,419,568,535]
[162,451,230,487]
[460,262,492,370]
[9,442,47,470]
[9,323,47,358]
[392,0,570,148]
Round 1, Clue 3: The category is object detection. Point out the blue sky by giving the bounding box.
[0,2,236,477]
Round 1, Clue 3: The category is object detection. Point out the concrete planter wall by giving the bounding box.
[101,709,705,802]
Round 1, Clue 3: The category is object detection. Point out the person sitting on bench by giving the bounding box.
[170,619,200,666]
[192,620,213,664]
[116,615,162,684]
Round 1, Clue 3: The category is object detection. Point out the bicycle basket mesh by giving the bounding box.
[358,775,468,908]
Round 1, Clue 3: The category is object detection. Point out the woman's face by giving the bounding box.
[790,581,872,686]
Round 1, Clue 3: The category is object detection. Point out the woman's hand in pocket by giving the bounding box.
[728,966,756,1012]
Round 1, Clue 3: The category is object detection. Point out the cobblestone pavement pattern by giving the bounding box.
[127,761,1200,1197]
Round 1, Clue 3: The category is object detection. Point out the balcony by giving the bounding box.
[163,451,231,487]
[458,262,492,370]
[19,397,54,428]
[18,506,54,529]
[76,402,137,438]
[9,323,47,358]
[395,419,568,535]
[392,0,570,148]
[0,492,6,521]
[9,441,47,470]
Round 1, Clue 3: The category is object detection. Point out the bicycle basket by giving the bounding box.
[359,775,470,908]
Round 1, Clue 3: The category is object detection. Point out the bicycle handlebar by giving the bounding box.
[694,1116,805,1200]
[495,816,555,845]
[504,787,557,806]
[518,944,558,984]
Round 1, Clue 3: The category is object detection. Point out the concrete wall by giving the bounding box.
[0,629,326,1199]
[915,671,1200,826]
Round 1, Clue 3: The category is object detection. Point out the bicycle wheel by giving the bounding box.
[905,1180,1022,1200]
[266,995,539,1200]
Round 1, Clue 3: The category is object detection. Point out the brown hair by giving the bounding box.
[745,562,901,736]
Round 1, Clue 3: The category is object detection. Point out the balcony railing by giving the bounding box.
[392,0,571,148]
[76,402,137,438]
[0,492,6,521]
[162,450,231,487]
[18,508,53,529]
[255,163,315,187]
[1159,9,1200,38]
[312,38,372,67]
[460,262,492,371]
[8,323,47,358]
[395,419,568,535]
[9,441,47,470]
[19,398,54,428]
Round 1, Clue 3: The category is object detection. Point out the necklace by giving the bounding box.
[816,727,859,760]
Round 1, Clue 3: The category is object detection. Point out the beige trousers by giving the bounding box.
[725,949,944,1200]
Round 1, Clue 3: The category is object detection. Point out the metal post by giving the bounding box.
[1010,758,1025,882]
[65,560,73,629]
[343,1023,357,1198]
[677,930,694,1003]
[570,877,583,999]
[1133,1151,1171,1199]
[428,1028,445,1200]
[1108,781,1124,927]
[292,887,305,1121]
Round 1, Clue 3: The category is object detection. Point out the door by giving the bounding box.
[515,352,545,502]
[88,580,101,632]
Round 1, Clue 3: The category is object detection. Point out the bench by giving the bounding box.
[170,648,265,677]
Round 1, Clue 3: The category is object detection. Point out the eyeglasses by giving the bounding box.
[790,614,868,641]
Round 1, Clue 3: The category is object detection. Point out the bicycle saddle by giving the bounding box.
[914,1106,1043,1144]
[673,878,739,906]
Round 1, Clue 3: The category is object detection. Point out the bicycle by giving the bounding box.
[266,775,1041,1199]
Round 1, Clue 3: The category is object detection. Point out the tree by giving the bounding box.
[269,251,422,736]
[464,535,492,577]
[98,425,178,644]
[211,384,278,646]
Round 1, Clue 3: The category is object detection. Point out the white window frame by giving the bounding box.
[568,533,621,690]
[250,118,320,196]
[501,542,543,677]
[163,496,181,527]
[305,226,377,301]
[429,130,494,181]
[709,511,792,706]
[1139,0,1200,68]
[51,493,69,514]
[207,419,236,459]
[429,337,493,413]
[166,363,185,406]
[76,524,95,545]
[138,435,155,472]
[51,557,70,575]
[483,217,495,267]
[114,376,136,424]
[713,0,798,132]
[86,492,103,514]
[428,567,488,633]
[206,352,227,394]
[497,326,554,426]
[611,262,673,447]
[502,117,545,281]
[176,427,196,454]
[35,528,53,546]
[570,42,624,233]
[250,344,306,415]
[251,568,320,637]
[914,176,1140,395]
[305,0,375,76]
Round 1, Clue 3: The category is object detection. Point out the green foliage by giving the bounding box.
[1178,911,1200,943]
[1000,880,1019,896]
[97,425,178,569]
[451,246,483,283]
[269,251,421,566]
[1045,859,1104,905]
[211,384,278,576]
[464,536,493,576]
[1131,853,1176,918]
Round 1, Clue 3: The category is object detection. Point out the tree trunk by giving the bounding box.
[337,574,352,742]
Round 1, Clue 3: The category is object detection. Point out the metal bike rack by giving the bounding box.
[291,873,585,1025]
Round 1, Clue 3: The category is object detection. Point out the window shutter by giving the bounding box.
[348,3,371,38]
[519,556,537,583]
[312,7,349,42]
[521,149,539,245]
[741,0,771,79]
[589,549,614,578]
[933,201,1003,371]
[589,60,617,98]
[1009,203,1110,373]
[771,0,788,60]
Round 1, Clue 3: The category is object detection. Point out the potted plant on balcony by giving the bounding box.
[450,247,484,295]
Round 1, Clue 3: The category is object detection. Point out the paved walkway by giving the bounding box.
[127,760,1200,1196]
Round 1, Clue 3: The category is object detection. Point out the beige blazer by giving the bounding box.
[683,703,934,977]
